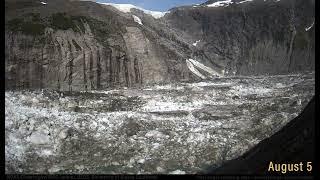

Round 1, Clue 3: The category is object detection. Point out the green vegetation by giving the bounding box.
[7,17,46,36]
[6,13,86,35]
[7,18,24,32]
[5,1,42,10]
[50,13,82,32]
[49,13,121,38]
[84,17,120,46]
[30,13,41,22]
[6,12,125,50]
[7,13,46,36]
[21,23,46,36]
[71,16,86,33]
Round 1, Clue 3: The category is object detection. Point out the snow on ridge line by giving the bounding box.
[207,0,233,7]
[207,0,277,8]
[186,59,206,79]
[132,15,143,25]
[98,3,168,19]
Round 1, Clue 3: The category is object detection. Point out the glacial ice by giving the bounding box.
[5,72,314,174]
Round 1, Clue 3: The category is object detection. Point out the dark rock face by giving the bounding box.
[205,96,315,174]
[5,0,315,91]
[165,0,315,75]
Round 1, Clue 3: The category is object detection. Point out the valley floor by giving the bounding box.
[5,72,315,174]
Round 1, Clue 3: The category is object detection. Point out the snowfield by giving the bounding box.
[207,0,233,7]
[206,0,276,8]
[99,3,168,19]
[5,72,314,174]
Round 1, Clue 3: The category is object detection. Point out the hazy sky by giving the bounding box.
[97,0,208,11]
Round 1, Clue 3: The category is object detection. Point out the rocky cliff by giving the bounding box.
[5,0,195,91]
[5,0,315,91]
[165,0,315,75]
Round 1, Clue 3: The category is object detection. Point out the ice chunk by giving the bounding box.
[145,130,166,139]
[89,121,98,130]
[169,170,186,174]
[137,159,145,164]
[28,131,50,145]
[156,166,165,172]
[58,129,68,140]
[41,149,53,156]
[152,143,161,149]
[48,166,61,173]
[112,162,120,166]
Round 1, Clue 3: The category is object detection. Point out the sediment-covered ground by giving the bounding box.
[5,72,315,174]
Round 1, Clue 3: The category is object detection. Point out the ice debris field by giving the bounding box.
[5,72,314,174]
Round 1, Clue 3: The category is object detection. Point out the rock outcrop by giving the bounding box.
[165,0,315,75]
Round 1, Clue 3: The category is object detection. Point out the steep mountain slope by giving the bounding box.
[5,0,198,91]
[165,0,315,75]
[5,0,315,91]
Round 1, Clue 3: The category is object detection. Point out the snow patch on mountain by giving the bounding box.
[305,21,314,31]
[188,59,223,77]
[186,59,206,79]
[207,0,233,7]
[99,3,168,19]
[206,0,282,8]
[132,15,143,25]
[192,40,201,46]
